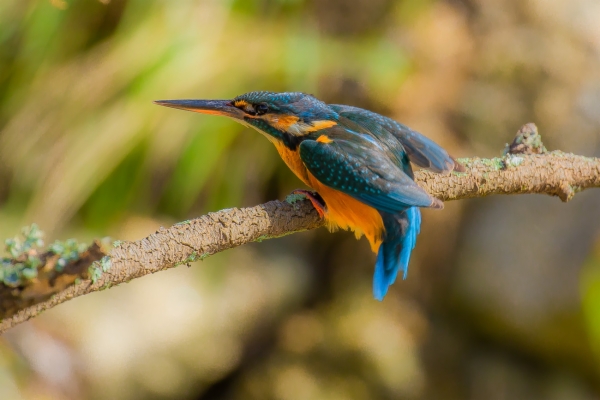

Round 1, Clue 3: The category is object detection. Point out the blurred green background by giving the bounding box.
[1,0,600,399]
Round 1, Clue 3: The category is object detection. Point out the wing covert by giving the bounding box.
[330,104,456,173]
[298,137,440,213]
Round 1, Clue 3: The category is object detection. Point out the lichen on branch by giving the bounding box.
[0,123,599,334]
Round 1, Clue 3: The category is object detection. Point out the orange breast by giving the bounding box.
[274,142,312,186]
[272,143,384,253]
[307,173,384,253]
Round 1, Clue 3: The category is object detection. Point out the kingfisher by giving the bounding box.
[155,91,462,300]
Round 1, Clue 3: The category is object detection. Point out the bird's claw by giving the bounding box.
[290,189,327,218]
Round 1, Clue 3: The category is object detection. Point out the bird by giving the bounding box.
[155,91,462,300]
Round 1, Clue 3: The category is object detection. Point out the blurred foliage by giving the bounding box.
[0,0,599,399]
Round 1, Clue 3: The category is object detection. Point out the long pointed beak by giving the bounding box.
[153,99,244,119]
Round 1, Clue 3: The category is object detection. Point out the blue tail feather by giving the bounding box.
[373,207,421,301]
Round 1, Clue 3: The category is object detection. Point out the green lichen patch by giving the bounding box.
[522,130,546,152]
[0,261,26,287]
[174,251,206,267]
[185,252,198,263]
[255,235,268,243]
[480,158,506,170]
[1,224,94,288]
[100,256,112,272]
[4,224,44,258]
[505,123,548,155]
[88,255,112,283]
[285,193,307,204]
[1,224,46,287]
[88,263,103,284]
[455,157,505,171]
[254,229,306,243]
[504,154,524,168]
[49,238,88,272]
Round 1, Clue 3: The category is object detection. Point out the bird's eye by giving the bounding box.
[255,103,269,115]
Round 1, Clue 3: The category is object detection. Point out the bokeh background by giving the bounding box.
[0,0,600,399]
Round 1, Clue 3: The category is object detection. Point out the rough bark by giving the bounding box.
[420,151,599,202]
[0,124,599,334]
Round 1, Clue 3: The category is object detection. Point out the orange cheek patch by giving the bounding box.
[269,115,299,131]
[307,120,337,132]
[316,135,333,144]
[233,100,248,108]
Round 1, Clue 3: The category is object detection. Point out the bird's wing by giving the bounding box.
[335,114,415,178]
[330,104,456,173]
[298,134,441,213]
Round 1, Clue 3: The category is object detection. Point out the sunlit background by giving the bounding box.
[1,0,600,399]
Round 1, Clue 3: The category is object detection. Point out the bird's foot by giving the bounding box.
[290,189,327,218]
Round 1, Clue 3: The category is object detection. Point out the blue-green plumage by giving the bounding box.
[299,133,437,212]
[323,103,456,298]
[155,91,461,300]
[374,208,421,301]
[330,104,458,174]
[298,116,444,300]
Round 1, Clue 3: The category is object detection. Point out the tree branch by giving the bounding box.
[1,124,599,334]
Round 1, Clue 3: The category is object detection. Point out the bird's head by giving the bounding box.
[155,91,338,149]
